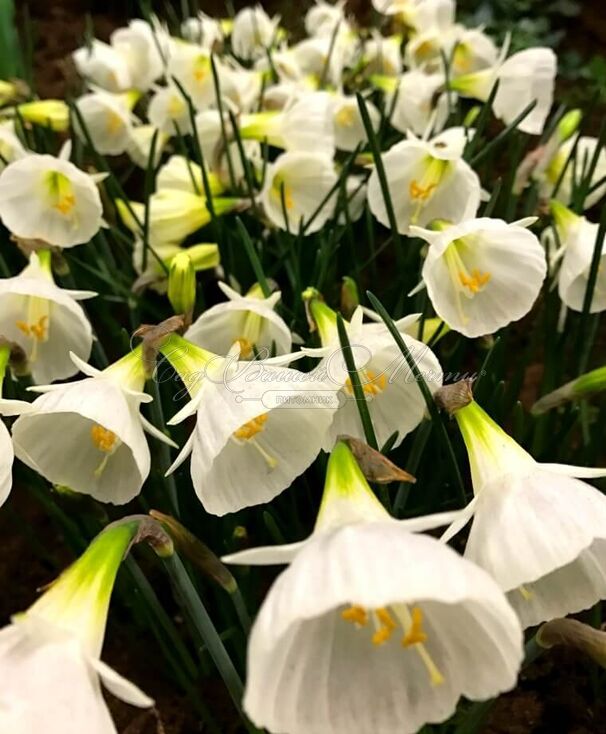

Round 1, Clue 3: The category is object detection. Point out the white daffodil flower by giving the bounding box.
[406,26,498,76]
[368,128,481,234]
[126,124,169,169]
[156,154,224,197]
[408,0,456,32]
[0,147,104,248]
[11,348,173,504]
[411,217,547,338]
[161,333,335,516]
[372,0,421,19]
[333,95,381,152]
[218,64,264,114]
[363,34,403,77]
[304,293,443,449]
[240,90,336,156]
[260,150,338,233]
[224,440,523,734]
[73,40,132,92]
[383,70,450,137]
[551,202,606,313]
[231,5,280,61]
[0,251,95,384]
[0,121,27,172]
[442,393,606,628]
[451,47,557,136]
[186,281,292,358]
[110,18,167,92]
[289,36,347,87]
[182,12,223,50]
[0,523,152,732]
[148,83,193,135]
[168,41,216,109]
[544,136,606,211]
[74,90,138,156]
[305,0,348,39]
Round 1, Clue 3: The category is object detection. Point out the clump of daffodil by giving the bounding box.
[439,380,606,628]
[186,281,292,359]
[549,200,606,314]
[160,332,335,516]
[0,143,104,248]
[0,522,153,732]
[11,346,176,504]
[303,288,443,449]
[368,127,481,235]
[224,440,523,734]
[411,216,547,338]
[0,250,96,384]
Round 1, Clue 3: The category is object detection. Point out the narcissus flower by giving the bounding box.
[411,217,547,338]
[0,522,152,732]
[260,150,338,233]
[376,70,449,137]
[363,34,403,77]
[0,148,104,248]
[332,95,380,152]
[74,90,138,156]
[110,18,167,92]
[73,40,132,92]
[545,135,606,211]
[148,83,193,135]
[231,5,279,60]
[182,12,224,49]
[224,441,523,734]
[451,47,557,136]
[368,128,480,234]
[186,281,292,358]
[11,347,174,504]
[441,387,606,628]
[303,292,442,448]
[168,42,215,109]
[0,251,95,384]
[156,154,224,197]
[127,124,169,168]
[161,333,335,516]
[551,202,606,313]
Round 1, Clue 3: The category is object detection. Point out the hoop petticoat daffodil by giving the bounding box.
[411,217,547,338]
[0,251,96,384]
[368,128,481,235]
[74,90,139,156]
[544,135,606,211]
[73,40,133,92]
[126,124,170,169]
[10,347,175,504]
[0,523,152,733]
[160,333,335,516]
[380,70,450,137]
[223,440,523,734]
[332,94,381,153]
[450,47,557,136]
[110,18,168,93]
[0,144,104,248]
[260,150,338,233]
[440,389,606,628]
[186,281,292,359]
[231,5,280,61]
[550,201,606,314]
[303,292,443,449]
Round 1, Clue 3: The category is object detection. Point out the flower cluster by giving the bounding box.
[0,0,605,732]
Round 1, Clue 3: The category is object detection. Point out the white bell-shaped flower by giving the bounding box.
[363,34,403,77]
[110,18,167,92]
[0,523,152,732]
[225,440,523,734]
[182,12,223,50]
[368,128,480,234]
[412,217,547,338]
[260,150,338,233]
[442,392,606,628]
[0,251,95,384]
[126,124,169,169]
[186,281,292,358]
[545,136,606,211]
[148,83,193,135]
[0,147,104,248]
[231,5,279,61]
[387,70,450,136]
[305,0,348,39]
[73,40,132,92]
[167,41,216,110]
[162,334,336,516]
[333,94,381,152]
[304,294,443,449]
[11,348,173,504]
[551,202,606,313]
[74,90,137,156]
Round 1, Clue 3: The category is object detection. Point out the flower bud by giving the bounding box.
[556,109,582,143]
[17,99,70,132]
[167,252,196,324]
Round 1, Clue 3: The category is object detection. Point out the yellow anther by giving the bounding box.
[409,180,438,201]
[91,424,119,453]
[372,607,397,646]
[344,369,387,397]
[458,268,491,294]
[54,193,76,215]
[16,315,48,342]
[335,105,357,128]
[377,607,397,630]
[236,337,254,358]
[401,606,428,647]
[341,605,368,626]
[414,39,437,63]
[106,111,124,134]
[372,626,394,646]
[233,413,269,441]
[518,585,533,601]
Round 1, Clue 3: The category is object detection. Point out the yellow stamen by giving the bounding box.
[409,180,437,201]
[235,337,254,358]
[233,413,269,441]
[271,174,295,210]
[459,268,491,294]
[401,606,428,647]
[344,369,387,397]
[16,315,48,341]
[372,607,397,646]
[91,424,119,453]
[46,170,77,216]
[341,605,368,626]
[106,111,124,134]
